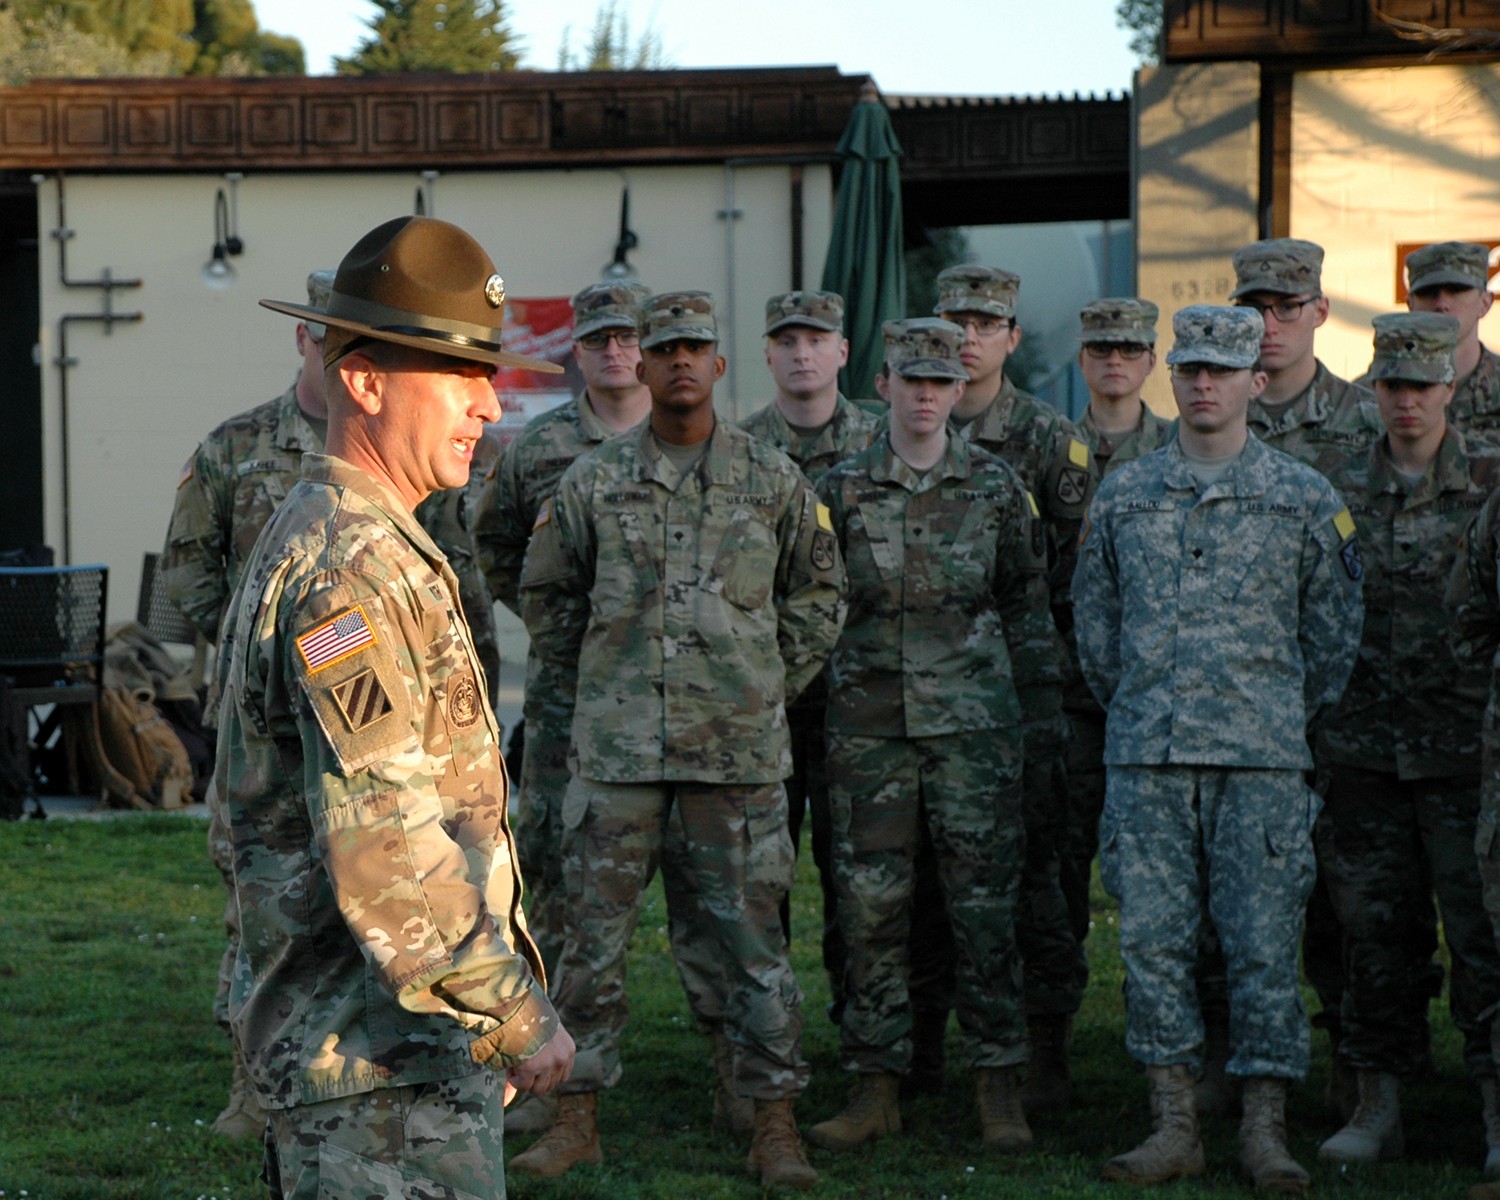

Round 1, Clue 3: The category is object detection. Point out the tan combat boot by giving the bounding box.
[1195,1008,1242,1117]
[977,1067,1033,1153]
[1316,1070,1402,1164]
[1101,1063,1206,1184]
[508,1092,603,1179]
[1481,1078,1500,1180]
[709,1026,754,1138]
[503,1089,557,1135]
[1021,1015,1073,1112]
[211,1052,268,1140]
[1240,1076,1310,1194]
[745,1097,819,1190]
[807,1072,901,1150]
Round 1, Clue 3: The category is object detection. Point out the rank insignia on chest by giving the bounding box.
[296,606,376,673]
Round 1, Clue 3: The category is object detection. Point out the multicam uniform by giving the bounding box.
[1449,346,1500,446]
[1073,434,1363,1078]
[471,390,639,972]
[1320,430,1500,1082]
[412,475,500,708]
[1247,360,1381,477]
[738,393,878,1010]
[817,431,1062,1073]
[519,419,845,1097]
[216,453,558,1196]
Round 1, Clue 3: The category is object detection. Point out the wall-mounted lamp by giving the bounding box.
[202,174,245,287]
[602,181,639,280]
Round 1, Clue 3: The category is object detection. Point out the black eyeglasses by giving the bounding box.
[1169,362,1244,378]
[943,314,1011,337]
[577,330,640,351]
[1234,296,1318,322]
[1083,343,1149,360]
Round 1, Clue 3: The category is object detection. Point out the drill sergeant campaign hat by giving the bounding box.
[1166,305,1266,369]
[1229,237,1325,299]
[639,290,719,350]
[882,318,968,380]
[1369,312,1460,385]
[933,265,1020,320]
[1079,297,1159,346]
[764,290,845,335]
[1406,242,1491,294]
[260,216,562,373]
[302,270,335,341]
[571,280,651,341]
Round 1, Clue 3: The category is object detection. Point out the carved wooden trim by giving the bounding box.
[1167,0,1500,62]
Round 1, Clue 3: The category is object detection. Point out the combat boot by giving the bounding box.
[211,1052,268,1140]
[708,1026,754,1138]
[508,1092,603,1179]
[807,1072,901,1150]
[1101,1063,1206,1184]
[903,1008,947,1096]
[1021,1015,1073,1112]
[1240,1077,1309,1193]
[745,1097,819,1190]
[1481,1078,1500,1180]
[1316,1070,1402,1164]
[1196,1008,1241,1117]
[976,1067,1033,1153]
[503,1089,556,1135]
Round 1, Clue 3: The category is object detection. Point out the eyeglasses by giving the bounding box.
[1234,296,1318,322]
[943,314,1011,337]
[1169,362,1244,378]
[577,329,640,351]
[1083,343,1149,360]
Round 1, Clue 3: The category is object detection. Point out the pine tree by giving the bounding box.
[337,0,520,75]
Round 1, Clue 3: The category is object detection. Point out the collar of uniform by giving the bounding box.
[1371,426,1471,499]
[274,383,325,454]
[1162,430,1274,496]
[299,452,446,561]
[633,415,734,487]
[767,392,858,449]
[576,389,632,443]
[965,376,1020,443]
[870,428,972,490]
[1457,344,1500,401]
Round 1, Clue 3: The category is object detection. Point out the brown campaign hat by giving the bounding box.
[260,216,562,373]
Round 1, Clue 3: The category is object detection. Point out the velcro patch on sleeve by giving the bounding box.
[1025,491,1040,519]
[532,497,552,531]
[331,669,394,733]
[296,605,376,674]
[816,501,833,532]
[1333,508,1356,542]
[177,456,195,488]
[1068,438,1090,468]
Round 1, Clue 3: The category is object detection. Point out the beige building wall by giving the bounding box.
[34,163,832,623]
[1291,64,1500,382]
[1134,62,1261,416]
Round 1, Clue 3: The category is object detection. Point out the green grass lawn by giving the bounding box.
[0,814,1486,1198]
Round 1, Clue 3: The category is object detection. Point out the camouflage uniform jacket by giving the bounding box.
[1248,359,1380,477]
[1448,345,1500,447]
[1445,467,1500,782]
[519,418,847,785]
[163,383,323,641]
[216,453,557,1109]
[1073,435,1363,769]
[472,390,638,615]
[738,393,879,485]
[1076,402,1175,479]
[817,432,1062,738]
[1321,430,1500,779]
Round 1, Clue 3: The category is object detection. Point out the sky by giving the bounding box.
[249,0,1140,97]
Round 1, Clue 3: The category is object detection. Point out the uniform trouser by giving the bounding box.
[550,776,809,1099]
[1478,788,1500,1070]
[263,1072,505,1200]
[1061,707,1107,994]
[783,701,845,1014]
[511,693,572,980]
[1100,765,1318,1080]
[205,767,237,1033]
[1320,765,1499,1079]
[830,729,1028,1074]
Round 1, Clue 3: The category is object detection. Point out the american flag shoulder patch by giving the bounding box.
[296,605,377,673]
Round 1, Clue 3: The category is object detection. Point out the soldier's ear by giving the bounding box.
[338,352,384,416]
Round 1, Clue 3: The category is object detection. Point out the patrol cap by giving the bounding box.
[260,216,562,373]
[1229,237,1324,299]
[933,265,1020,320]
[1166,305,1265,369]
[571,280,650,341]
[765,290,845,335]
[1369,312,1459,385]
[302,270,335,341]
[882,317,968,380]
[1079,297,1159,346]
[1406,242,1490,294]
[639,290,718,350]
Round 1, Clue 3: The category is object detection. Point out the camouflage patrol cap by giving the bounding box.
[303,270,335,341]
[571,280,651,341]
[1079,297,1159,346]
[765,290,845,335]
[1406,242,1490,293]
[1229,238,1324,299]
[933,265,1020,320]
[1166,305,1265,369]
[639,290,718,350]
[882,318,968,380]
[1369,312,1459,385]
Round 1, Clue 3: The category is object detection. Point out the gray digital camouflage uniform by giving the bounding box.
[216,453,558,1190]
[1074,434,1363,1078]
[519,418,845,1097]
[817,430,1062,1074]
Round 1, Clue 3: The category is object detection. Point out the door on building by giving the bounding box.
[0,174,42,553]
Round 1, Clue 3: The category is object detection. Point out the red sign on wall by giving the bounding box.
[1394,241,1500,303]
